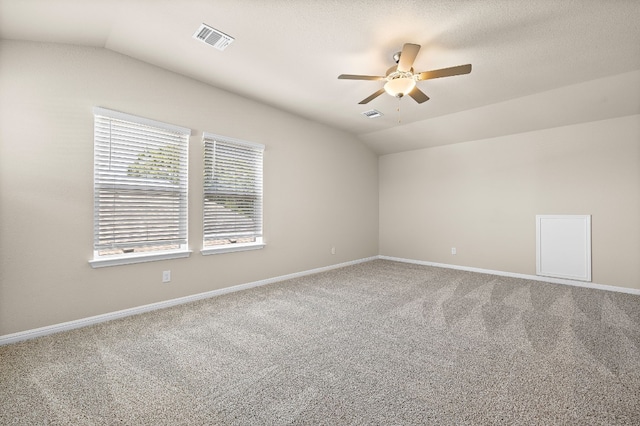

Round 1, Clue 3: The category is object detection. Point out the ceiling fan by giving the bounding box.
[338,43,472,105]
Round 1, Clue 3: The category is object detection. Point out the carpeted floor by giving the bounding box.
[1,259,639,425]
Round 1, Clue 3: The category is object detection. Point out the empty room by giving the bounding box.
[1,0,639,424]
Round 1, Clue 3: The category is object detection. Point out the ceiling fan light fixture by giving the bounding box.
[384,77,416,97]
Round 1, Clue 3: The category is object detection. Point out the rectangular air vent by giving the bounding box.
[362,109,383,119]
[193,24,234,51]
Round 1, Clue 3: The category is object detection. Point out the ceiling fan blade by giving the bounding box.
[338,74,385,80]
[397,43,421,72]
[358,88,386,104]
[417,64,472,81]
[408,87,430,104]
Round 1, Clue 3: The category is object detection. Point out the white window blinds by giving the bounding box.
[93,107,190,256]
[203,133,264,247]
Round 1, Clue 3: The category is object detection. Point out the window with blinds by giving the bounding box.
[203,133,264,252]
[92,107,190,263]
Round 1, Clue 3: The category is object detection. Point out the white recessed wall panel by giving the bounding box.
[536,215,591,281]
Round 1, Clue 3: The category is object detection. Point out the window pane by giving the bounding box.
[203,135,263,247]
[93,108,190,257]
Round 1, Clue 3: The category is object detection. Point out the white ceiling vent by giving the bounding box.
[193,23,234,51]
[362,109,383,119]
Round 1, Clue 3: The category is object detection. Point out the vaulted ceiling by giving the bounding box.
[1,0,639,154]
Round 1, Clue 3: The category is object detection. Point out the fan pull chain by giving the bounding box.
[397,97,402,124]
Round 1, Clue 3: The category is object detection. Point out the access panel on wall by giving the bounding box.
[536,215,592,282]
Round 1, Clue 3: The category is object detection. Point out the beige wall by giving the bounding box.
[379,114,640,291]
[0,41,379,335]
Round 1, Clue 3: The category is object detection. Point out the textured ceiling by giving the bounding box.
[1,0,639,154]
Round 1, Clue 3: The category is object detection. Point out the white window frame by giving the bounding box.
[89,107,192,268]
[201,132,265,256]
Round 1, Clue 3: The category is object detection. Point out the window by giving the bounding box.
[90,107,191,267]
[202,133,264,254]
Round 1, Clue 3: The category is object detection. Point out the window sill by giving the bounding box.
[201,242,265,256]
[89,249,192,268]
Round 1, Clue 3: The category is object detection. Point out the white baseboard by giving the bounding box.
[378,255,640,296]
[2,255,637,346]
[0,256,378,346]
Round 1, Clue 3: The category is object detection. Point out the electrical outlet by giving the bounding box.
[331,247,336,255]
[162,270,171,283]
[451,247,457,255]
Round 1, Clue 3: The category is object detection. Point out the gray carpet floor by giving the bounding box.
[1,259,639,425]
